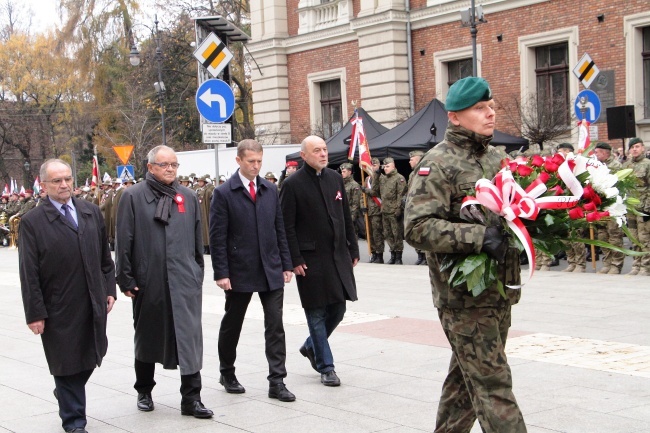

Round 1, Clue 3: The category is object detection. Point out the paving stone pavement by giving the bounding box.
[1,245,650,433]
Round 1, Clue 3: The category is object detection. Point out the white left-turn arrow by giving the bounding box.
[199,88,227,118]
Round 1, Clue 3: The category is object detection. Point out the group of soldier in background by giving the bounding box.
[517,137,650,276]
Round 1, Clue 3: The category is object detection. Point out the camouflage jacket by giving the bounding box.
[362,176,382,216]
[16,197,36,217]
[604,154,622,172]
[4,200,21,217]
[343,176,361,219]
[404,123,521,309]
[624,154,650,212]
[371,169,407,215]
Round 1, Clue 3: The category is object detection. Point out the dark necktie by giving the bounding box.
[249,181,256,202]
[63,204,78,229]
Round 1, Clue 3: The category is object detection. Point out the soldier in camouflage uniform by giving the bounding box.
[555,144,587,272]
[340,163,361,237]
[371,157,407,264]
[624,138,650,275]
[408,150,427,265]
[593,143,625,274]
[15,189,37,217]
[362,158,385,263]
[404,77,526,433]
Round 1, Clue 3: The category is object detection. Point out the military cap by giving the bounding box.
[557,143,574,151]
[124,177,135,184]
[383,157,395,165]
[286,160,298,168]
[409,150,424,158]
[445,77,493,112]
[189,172,196,177]
[340,163,353,171]
[264,171,277,181]
[629,137,643,146]
[595,142,612,151]
[179,175,190,182]
[371,157,380,165]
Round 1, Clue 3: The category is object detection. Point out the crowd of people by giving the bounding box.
[7,75,650,433]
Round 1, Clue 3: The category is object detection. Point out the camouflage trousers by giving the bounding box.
[596,220,624,270]
[435,306,526,433]
[368,214,385,253]
[628,216,650,271]
[382,213,403,252]
[565,228,586,267]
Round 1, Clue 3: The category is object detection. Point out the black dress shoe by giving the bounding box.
[320,371,341,387]
[299,345,318,372]
[137,392,154,411]
[219,374,245,393]
[268,383,296,402]
[181,401,213,419]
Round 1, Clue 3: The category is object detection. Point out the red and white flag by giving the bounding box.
[91,155,99,187]
[2,183,9,196]
[349,111,374,176]
[11,178,17,193]
[577,120,590,151]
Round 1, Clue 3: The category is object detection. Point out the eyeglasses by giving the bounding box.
[151,162,180,169]
[42,176,73,185]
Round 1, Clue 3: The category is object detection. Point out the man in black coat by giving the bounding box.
[209,139,296,402]
[19,159,116,433]
[280,135,359,387]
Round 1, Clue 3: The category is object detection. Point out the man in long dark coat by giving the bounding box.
[210,139,296,402]
[115,145,213,419]
[19,159,116,433]
[280,135,359,387]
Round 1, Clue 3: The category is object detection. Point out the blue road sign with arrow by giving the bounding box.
[196,79,235,123]
[574,89,601,123]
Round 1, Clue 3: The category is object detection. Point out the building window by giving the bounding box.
[434,46,480,103]
[641,27,650,119]
[447,59,473,87]
[320,80,342,139]
[535,43,569,124]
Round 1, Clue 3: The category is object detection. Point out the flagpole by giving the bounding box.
[360,168,372,258]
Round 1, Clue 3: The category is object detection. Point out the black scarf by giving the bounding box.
[145,172,180,225]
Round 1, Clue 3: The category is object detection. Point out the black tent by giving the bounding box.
[369,98,529,160]
[285,107,389,165]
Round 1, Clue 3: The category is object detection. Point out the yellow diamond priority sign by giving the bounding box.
[573,53,600,89]
[193,32,233,78]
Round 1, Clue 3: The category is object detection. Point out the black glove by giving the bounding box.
[360,207,368,215]
[644,215,650,222]
[481,226,508,264]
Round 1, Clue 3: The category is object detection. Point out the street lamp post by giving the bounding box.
[460,0,487,77]
[129,15,167,146]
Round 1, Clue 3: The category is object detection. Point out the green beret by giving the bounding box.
[371,157,380,164]
[409,150,424,158]
[595,142,611,151]
[445,77,493,112]
[383,157,394,165]
[557,143,574,151]
[340,163,353,171]
[629,137,643,146]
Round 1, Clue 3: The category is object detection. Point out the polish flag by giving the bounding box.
[91,156,100,187]
[349,110,374,176]
[577,120,590,151]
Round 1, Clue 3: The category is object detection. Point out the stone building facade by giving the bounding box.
[248,0,650,149]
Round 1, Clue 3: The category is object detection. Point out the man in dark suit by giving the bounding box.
[280,135,359,387]
[209,139,296,402]
[19,159,116,433]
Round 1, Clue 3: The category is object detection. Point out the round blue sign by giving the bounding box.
[574,89,601,123]
[195,79,235,123]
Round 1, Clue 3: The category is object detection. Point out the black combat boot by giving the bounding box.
[395,251,403,265]
[387,252,396,265]
[369,253,377,263]
[414,252,425,265]
[375,253,384,264]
